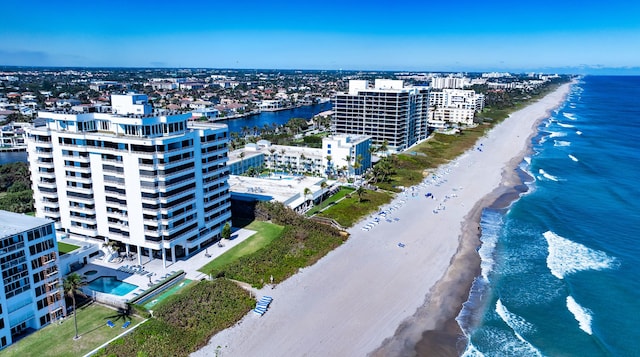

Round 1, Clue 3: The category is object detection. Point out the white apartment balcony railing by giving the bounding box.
[37,170,56,179]
[69,206,96,214]
[157,190,193,205]
[37,161,55,168]
[143,228,160,236]
[39,190,58,198]
[69,226,98,237]
[160,146,195,156]
[66,176,93,184]
[105,210,128,219]
[105,191,127,199]
[201,147,227,158]
[157,156,196,168]
[42,211,61,219]
[105,203,128,213]
[37,181,57,189]
[101,158,124,165]
[34,141,53,148]
[160,176,196,191]
[103,177,125,185]
[70,216,97,225]
[64,165,91,173]
[161,166,196,181]
[66,195,94,205]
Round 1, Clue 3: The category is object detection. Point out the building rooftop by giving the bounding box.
[229,174,327,208]
[0,211,52,238]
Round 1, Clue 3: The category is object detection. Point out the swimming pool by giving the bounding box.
[88,276,138,296]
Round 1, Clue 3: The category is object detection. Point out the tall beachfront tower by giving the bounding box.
[0,211,64,350]
[26,94,231,267]
[332,79,430,153]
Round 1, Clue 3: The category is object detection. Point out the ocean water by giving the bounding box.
[459,76,640,356]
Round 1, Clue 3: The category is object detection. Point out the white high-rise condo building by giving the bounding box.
[26,94,231,267]
[333,80,429,153]
[0,211,64,350]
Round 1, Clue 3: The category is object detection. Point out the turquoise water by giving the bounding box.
[88,276,138,296]
[459,76,640,356]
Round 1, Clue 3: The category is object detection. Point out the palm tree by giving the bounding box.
[269,148,277,172]
[353,154,363,177]
[280,148,286,172]
[320,181,328,203]
[378,140,389,156]
[239,151,245,173]
[344,155,352,178]
[102,239,119,261]
[326,155,332,176]
[355,186,366,203]
[63,273,87,340]
[299,153,306,174]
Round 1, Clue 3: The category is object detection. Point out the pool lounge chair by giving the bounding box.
[107,320,115,328]
[122,321,131,328]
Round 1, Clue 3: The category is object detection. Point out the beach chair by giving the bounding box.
[107,320,115,328]
[122,321,131,328]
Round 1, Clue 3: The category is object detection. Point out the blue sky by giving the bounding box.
[2,0,639,73]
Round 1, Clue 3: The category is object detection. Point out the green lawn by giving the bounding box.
[57,241,80,255]
[3,304,144,357]
[197,221,284,274]
[317,189,394,227]
[305,187,355,216]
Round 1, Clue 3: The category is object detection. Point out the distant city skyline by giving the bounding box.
[2,0,639,74]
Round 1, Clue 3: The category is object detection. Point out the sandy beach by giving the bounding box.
[193,83,572,357]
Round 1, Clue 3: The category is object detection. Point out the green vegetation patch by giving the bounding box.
[197,221,284,274]
[3,304,142,357]
[97,279,254,357]
[57,241,80,255]
[0,162,33,213]
[317,189,393,227]
[305,187,355,216]
[205,202,346,287]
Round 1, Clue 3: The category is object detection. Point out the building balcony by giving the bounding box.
[37,181,57,190]
[64,165,91,174]
[37,161,55,169]
[70,215,96,225]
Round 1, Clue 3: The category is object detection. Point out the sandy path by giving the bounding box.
[193,83,571,357]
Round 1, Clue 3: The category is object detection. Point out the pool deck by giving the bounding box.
[68,227,256,302]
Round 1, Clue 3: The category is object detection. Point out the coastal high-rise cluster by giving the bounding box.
[332,79,430,153]
[26,94,231,268]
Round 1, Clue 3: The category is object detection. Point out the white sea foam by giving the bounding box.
[576,130,583,135]
[543,231,617,279]
[478,210,503,281]
[538,169,559,181]
[554,140,571,147]
[548,131,567,138]
[495,299,542,356]
[461,343,485,357]
[568,154,579,162]
[563,112,577,120]
[557,122,575,128]
[523,156,531,165]
[566,296,593,335]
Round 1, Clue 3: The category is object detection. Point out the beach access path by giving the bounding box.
[193,83,572,357]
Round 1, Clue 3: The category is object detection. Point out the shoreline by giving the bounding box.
[194,83,573,357]
[374,83,573,357]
